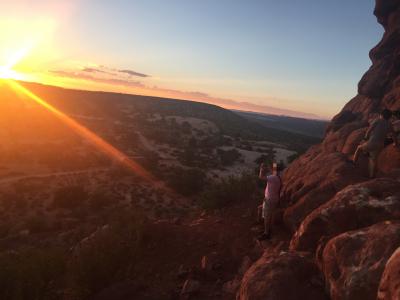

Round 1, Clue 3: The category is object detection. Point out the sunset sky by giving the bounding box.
[0,0,382,119]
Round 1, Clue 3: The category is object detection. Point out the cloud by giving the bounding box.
[51,70,146,88]
[118,69,149,78]
[80,65,149,78]
[82,67,112,75]
[49,64,322,119]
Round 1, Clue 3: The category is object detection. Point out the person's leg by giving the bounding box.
[257,200,271,241]
[368,157,376,178]
[257,204,263,223]
[368,150,380,178]
[264,212,272,236]
[258,200,275,240]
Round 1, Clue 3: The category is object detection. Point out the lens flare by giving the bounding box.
[7,80,157,183]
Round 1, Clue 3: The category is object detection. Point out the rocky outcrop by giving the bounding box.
[239,1,400,299]
[281,0,400,234]
[282,150,366,231]
[322,221,400,300]
[377,247,400,300]
[290,178,400,252]
[238,251,328,300]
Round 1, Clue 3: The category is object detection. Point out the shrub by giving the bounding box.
[88,191,111,211]
[166,167,206,196]
[217,148,241,166]
[287,153,299,164]
[25,214,48,233]
[69,210,144,298]
[198,173,258,210]
[52,186,88,210]
[0,247,66,300]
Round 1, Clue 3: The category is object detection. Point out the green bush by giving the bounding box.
[217,148,241,166]
[166,167,206,196]
[287,153,299,164]
[198,173,258,210]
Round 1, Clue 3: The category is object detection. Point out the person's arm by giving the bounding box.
[365,121,377,140]
[259,163,269,181]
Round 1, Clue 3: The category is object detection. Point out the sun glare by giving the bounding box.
[6,80,162,187]
[0,66,23,80]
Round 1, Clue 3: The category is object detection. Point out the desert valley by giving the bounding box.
[1,0,400,300]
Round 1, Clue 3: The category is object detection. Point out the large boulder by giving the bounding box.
[282,152,365,232]
[377,247,400,300]
[322,221,400,300]
[377,144,400,175]
[290,178,400,252]
[237,251,328,300]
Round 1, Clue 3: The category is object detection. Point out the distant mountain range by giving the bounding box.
[213,98,325,120]
[233,110,328,138]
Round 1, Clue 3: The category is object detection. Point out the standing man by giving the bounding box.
[257,162,282,241]
[352,109,398,178]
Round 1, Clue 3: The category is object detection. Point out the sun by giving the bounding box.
[0,66,23,80]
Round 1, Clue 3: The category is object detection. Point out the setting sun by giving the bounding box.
[0,66,23,80]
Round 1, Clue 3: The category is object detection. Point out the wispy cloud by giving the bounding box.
[51,70,146,88]
[49,63,321,119]
[80,65,150,78]
[81,67,111,74]
[118,69,149,78]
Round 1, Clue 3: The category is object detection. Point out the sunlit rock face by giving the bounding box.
[322,221,400,300]
[290,178,400,253]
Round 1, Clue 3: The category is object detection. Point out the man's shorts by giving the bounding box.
[262,198,278,220]
[359,141,383,160]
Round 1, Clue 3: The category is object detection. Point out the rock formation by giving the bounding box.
[238,251,328,300]
[238,0,400,299]
[378,246,400,300]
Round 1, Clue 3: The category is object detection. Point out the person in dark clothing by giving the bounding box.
[352,109,398,178]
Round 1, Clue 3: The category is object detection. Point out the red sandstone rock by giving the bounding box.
[290,178,400,253]
[341,128,367,155]
[377,247,400,300]
[237,251,328,300]
[282,151,366,232]
[322,221,400,300]
[377,144,400,175]
[282,0,400,221]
